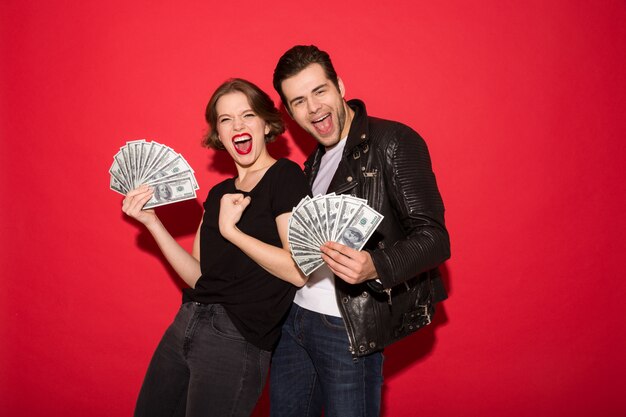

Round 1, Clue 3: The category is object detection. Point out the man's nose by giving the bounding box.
[307,97,321,114]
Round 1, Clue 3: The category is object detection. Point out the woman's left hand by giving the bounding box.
[218,193,251,239]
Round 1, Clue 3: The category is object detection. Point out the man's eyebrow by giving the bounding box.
[311,83,328,93]
[288,95,305,106]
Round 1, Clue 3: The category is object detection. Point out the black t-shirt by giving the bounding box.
[183,158,310,350]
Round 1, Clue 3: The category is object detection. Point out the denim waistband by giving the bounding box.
[184,301,226,314]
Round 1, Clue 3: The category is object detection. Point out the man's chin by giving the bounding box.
[313,133,340,148]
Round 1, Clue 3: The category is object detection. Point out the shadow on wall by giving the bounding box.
[121,197,204,291]
[379,262,451,417]
[384,262,451,378]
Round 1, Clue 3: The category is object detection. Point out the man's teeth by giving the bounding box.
[313,114,330,123]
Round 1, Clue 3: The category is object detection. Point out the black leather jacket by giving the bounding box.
[303,99,450,357]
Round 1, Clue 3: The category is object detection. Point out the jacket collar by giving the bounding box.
[343,99,369,155]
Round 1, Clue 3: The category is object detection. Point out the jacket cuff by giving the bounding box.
[368,248,394,289]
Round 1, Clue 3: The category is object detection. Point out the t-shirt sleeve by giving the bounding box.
[271,159,311,218]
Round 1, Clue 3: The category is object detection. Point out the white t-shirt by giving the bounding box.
[293,137,348,317]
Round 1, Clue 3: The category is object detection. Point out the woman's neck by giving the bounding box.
[234,152,276,191]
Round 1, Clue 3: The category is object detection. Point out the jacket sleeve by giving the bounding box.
[370,124,450,288]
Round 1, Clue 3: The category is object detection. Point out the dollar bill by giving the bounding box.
[331,196,364,242]
[311,195,330,242]
[293,255,325,276]
[287,193,383,276]
[109,139,199,208]
[137,141,154,181]
[110,172,127,195]
[142,143,168,180]
[301,198,328,245]
[110,153,131,192]
[144,155,198,190]
[290,248,322,258]
[291,210,325,247]
[299,259,325,275]
[325,193,342,240]
[126,140,141,186]
[148,146,178,178]
[288,233,322,251]
[144,177,197,209]
[335,204,384,251]
[118,146,133,188]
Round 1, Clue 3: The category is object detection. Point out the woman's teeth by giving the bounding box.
[232,135,252,154]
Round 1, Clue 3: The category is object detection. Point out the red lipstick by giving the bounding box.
[231,133,253,155]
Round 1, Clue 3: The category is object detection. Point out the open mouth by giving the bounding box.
[232,134,252,155]
[311,113,333,136]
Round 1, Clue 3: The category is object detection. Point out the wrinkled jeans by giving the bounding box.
[270,303,383,417]
[134,302,271,417]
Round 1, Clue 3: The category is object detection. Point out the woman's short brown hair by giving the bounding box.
[203,78,285,150]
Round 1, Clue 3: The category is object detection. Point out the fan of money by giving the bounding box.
[288,194,384,275]
[109,139,199,209]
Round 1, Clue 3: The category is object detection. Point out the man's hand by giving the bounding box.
[320,241,378,284]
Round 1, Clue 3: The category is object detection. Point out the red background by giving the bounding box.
[2,1,625,416]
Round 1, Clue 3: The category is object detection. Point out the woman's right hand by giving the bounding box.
[122,184,157,226]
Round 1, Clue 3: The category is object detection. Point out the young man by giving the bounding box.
[270,45,450,417]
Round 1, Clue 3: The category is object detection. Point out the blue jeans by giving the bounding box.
[134,302,271,417]
[269,304,383,417]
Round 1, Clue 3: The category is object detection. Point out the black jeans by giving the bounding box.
[134,302,271,417]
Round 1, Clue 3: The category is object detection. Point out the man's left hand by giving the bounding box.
[320,241,378,284]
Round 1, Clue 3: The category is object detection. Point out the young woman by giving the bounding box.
[122,79,309,417]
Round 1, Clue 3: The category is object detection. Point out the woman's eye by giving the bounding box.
[219,118,231,123]
[243,113,255,118]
